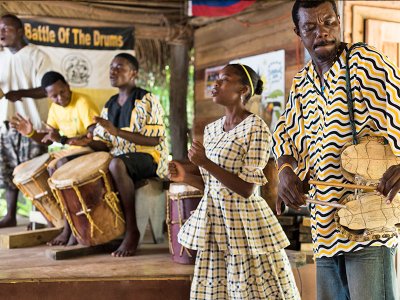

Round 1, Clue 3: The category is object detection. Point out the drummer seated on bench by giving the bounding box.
[72,53,168,257]
[10,71,100,246]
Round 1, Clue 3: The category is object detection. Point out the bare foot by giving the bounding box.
[47,226,70,246]
[111,231,140,257]
[66,234,78,246]
[0,216,17,228]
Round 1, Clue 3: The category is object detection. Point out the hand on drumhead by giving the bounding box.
[188,140,209,167]
[68,133,93,146]
[168,161,186,182]
[10,113,32,135]
[94,116,118,136]
[377,165,400,204]
[276,167,307,215]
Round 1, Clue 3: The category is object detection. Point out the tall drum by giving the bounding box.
[167,183,202,264]
[13,153,64,227]
[48,152,125,246]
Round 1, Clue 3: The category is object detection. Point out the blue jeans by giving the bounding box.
[316,246,398,300]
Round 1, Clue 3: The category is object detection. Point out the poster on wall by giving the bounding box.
[204,65,224,98]
[230,50,285,130]
[22,19,135,91]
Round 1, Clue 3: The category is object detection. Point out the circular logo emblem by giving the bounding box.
[62,54,91,87]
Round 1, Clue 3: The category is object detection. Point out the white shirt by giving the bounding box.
[0,44,51,130]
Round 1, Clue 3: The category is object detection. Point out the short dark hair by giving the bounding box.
[227,64,263,103]
[41,71,67,89]
[115,53,139,71]
[292,0,338,30]
[1,14,23,29]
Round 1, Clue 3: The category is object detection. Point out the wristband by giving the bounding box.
[25,129,36,138]
[60,136,68,145]
[277,163,294,176]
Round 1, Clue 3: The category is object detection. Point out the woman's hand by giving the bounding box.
[168,161,186,182]
[188,140,209,167]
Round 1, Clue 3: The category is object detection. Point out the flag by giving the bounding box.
[189,0,256,17]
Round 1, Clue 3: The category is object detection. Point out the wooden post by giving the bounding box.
[169,41,190,160]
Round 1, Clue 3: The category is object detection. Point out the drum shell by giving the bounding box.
[167,184,202,264]
[13,155,63,227]
[48,152,125,247]
[53,172,125,246]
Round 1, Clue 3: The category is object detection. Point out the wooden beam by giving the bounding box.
[0,227,63,249]
[45,243,118,260]
[84,1,185,9]
[2,1,167,26]
[169,42,190,160]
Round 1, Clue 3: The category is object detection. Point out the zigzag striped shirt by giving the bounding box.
[272,43,400,258]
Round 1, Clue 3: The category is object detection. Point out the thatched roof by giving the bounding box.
[0,1,192,83]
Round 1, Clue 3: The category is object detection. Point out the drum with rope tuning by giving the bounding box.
[48,152,125,246]
[167,183,202,264]
[13,153,64,227]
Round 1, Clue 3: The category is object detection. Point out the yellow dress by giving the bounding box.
[178,114,300,300]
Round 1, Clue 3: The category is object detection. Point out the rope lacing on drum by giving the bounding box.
[99,170,125,228]
[50,187,82,240]
[72,185,103,238]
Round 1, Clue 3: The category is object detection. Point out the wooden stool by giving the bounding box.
[135,178,166,244]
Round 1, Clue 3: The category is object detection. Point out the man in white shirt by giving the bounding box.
[0,14,51,227]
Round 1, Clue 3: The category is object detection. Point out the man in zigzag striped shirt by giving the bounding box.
[272,1,400,299]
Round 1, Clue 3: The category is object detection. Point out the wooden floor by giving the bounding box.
[0,224,193,300]
[0,222,318,300]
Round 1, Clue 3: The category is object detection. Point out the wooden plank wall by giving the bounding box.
[193,1,304,141]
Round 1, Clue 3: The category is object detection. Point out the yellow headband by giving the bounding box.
[240,64,254,96]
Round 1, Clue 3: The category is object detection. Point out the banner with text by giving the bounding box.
[22,19,135,94]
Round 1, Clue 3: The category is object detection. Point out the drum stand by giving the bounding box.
[135,178,166,244]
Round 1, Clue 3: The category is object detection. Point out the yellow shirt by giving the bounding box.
[47,91,99,137]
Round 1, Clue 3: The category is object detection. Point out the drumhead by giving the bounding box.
[169,183,201,194]
[13,153,51,184]
[50,152,112,188]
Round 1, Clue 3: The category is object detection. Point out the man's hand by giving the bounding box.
[10,113,33,136]
[40,123,61,144]
[68,133,93,147]
[377,165,400,203]
[94,116,118,136]
[5,91,23,102]
[276,166,307,215]
[188,140,209,167]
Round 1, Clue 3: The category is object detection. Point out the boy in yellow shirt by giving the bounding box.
[11,71,100,245]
